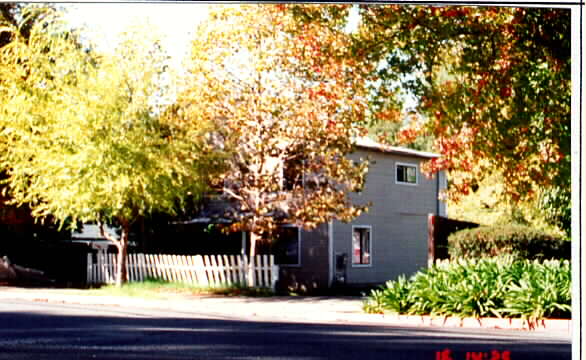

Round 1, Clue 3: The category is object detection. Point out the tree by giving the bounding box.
[0,8,220,286]
[286,5,571,235]
[176,5,370,258]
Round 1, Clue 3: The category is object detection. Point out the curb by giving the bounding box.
[0,288,571,335]
[357,313,571,332]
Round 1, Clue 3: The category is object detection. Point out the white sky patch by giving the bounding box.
[62,3,210,70]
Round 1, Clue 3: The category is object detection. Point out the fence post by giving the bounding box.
[87,253,93,285]
[236,255,245,286]
[270,255,278,291]
[243,255,253,287]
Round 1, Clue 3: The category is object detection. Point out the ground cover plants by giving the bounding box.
[363,256,571,322]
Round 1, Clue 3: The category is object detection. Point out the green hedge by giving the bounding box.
[448,224,570,260]
[363,257,571,321]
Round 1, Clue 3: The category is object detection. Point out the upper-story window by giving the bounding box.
[395,162,418,185]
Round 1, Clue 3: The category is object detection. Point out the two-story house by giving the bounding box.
[256,137,447,292]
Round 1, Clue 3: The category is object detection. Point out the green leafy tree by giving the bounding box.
[0,9,220,286]
[177,5,370,258]
[286,5,571,235]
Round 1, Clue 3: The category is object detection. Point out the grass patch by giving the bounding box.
[86,278,274,299]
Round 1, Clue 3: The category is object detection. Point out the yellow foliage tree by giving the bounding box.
[0,7,221,286]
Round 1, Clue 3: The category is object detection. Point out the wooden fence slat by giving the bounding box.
[201,255,209,285]
[270,255,277,291]
[186,256,196,284]
[211,255,219,286]
[127,254,133,282]
[128,254,133,282]
[222,255,231,285]
[168,255,177,283]
[170,255,179,283]
[209,255,219,287]
[85,253,278,289]
[261,255,268,287]
[96,253,102,284]
[152,254,161,280]
[166,254,175,282]
[229,255,236,285]
[132,253,139,282]
[145,254,153,279]
[101,253,107,284]
[194,255,208,286]
[138,254,145,282]
[177,255,189,283]
[161,255,170,282]
[243,255,253,287]
[185,256,196,285]
[202,255,212,286]
[217,256,227,285]
[261,255,267,288]
[110,253,116,284]
[177,255,189,284]
[100,253,105,284]
[155,254,165,282]
[236,255,244,285]
[133,254,140,282]
[254,255,260,287]
[177,255,187,284]
[216,255,224,286]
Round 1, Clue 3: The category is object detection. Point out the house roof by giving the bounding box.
[353,137,440,159]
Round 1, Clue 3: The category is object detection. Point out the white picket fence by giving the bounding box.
[87,253,279,290]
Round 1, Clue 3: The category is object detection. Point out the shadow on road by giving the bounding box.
[0,309,571,360]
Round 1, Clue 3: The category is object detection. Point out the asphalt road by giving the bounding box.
[0,299,571,360]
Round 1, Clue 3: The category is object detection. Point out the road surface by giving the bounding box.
[0,299,571,360]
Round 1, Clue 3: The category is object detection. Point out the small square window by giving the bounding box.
[396,163,418,185]
[352,226,371,266]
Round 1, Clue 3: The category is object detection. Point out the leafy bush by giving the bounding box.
[503,259,572,320]
[362,275,413,314]
[363,257,571,321]
[448,224,570,260]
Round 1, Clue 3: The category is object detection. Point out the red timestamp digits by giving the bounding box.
[435,349,511,360]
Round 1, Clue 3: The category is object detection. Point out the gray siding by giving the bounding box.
[333,149,441,285]
[278,223,330,292]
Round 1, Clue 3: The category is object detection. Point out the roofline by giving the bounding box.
[353,137,440,159]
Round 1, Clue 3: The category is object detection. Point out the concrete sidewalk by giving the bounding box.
[0,286,572,336]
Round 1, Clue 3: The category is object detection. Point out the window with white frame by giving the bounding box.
[395,162,418,185]
[352,226,371,266]
[273,226,300,266]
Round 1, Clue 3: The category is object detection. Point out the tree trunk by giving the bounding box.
[115,223,130,287]
[249,231,260,259]
[247,231,261,287]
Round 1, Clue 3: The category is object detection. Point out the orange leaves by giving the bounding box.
[177,4,370,247]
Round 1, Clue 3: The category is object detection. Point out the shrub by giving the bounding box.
[363,257,571,321]
[448,224,569,260]
[503,259,572,320]
[362,276,412,314]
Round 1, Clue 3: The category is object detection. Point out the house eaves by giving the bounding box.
[353,137,440,159]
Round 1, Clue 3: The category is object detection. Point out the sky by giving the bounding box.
[60,3,416,111]
[62,3,360,69]
[62,3,211,69]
